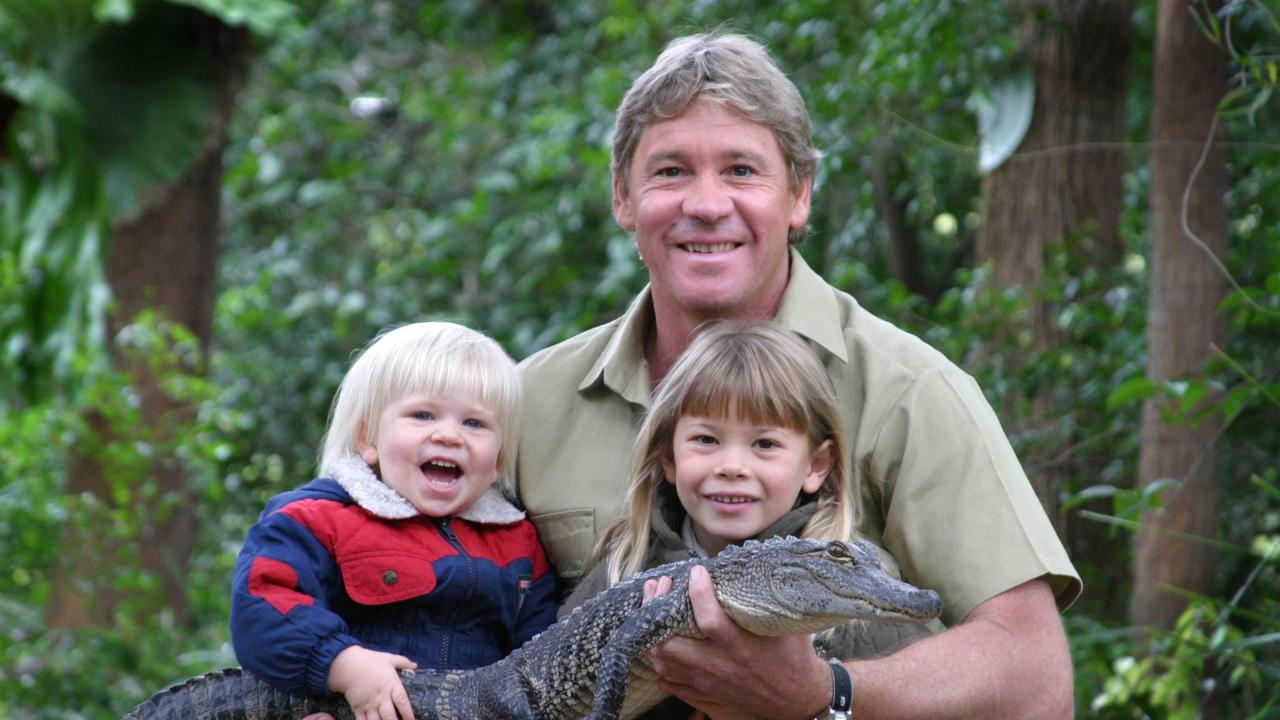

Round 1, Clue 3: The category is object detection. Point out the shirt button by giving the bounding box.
[382,570,398,586]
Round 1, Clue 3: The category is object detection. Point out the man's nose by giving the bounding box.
[682,174,732,222]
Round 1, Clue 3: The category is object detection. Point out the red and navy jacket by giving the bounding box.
[230,457,559,698]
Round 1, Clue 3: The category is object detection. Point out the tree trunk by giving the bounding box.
[871,128,930,300]
[977,0,1133,536]
[1129,0,1227,633]
[46,13,250,628]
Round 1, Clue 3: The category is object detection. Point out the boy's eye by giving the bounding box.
[463,418,486,429]
[411,411,434,421]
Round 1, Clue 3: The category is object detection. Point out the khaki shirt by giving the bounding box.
[517,249,1081,624]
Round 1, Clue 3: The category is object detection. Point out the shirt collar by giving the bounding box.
[578,286,656,407]
[577,247,848,403]
[774,247,849,363]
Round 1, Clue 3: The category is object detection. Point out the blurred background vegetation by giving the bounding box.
[1,0,1278,717]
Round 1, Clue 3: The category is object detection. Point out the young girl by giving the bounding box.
[231,321,558,720]
[562,321,928,719]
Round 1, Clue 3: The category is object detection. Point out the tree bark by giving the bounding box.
[1129,0,1227,633]
[977,0,1133,536]
[871,128,930,299]
[46,12,250,628]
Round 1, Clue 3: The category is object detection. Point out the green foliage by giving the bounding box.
[0,311,240,718]
[1,0,1278,716]
[1082,593,1277,718]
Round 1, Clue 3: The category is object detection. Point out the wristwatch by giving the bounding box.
[828,660,853,720]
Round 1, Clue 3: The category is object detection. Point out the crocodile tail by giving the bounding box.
[121,667,344,720]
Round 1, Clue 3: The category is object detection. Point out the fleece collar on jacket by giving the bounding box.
[324,456,526,525]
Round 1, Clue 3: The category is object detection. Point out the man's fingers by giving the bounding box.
[686,565,729,635]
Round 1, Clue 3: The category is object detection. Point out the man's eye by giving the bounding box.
[730,165,754,177]
[657,167,683,178]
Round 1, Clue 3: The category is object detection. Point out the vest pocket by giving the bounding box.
[528,508,595,581]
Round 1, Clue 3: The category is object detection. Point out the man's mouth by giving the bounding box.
[681,242,738,254]
[421,459,462,486]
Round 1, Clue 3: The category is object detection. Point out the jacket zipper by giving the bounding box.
[435,517,478,666]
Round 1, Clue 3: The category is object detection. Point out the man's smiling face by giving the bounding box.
[614,98,811,324]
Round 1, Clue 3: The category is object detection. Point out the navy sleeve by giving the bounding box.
[230,495,360,697]
[510,526,561,648]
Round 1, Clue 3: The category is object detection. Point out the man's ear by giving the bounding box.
[356,423,378,467]
[802,439,834,495]
[613,173,636,231]
[789,174,813,230]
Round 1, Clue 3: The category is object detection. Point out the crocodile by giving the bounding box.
[124,536,942,720]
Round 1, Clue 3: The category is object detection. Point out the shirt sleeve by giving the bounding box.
[230,499,361,697]
[867,366,1081,625]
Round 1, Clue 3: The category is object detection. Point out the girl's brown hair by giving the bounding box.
[597,321,853,583]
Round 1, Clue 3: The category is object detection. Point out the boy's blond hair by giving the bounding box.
[318,321,522,497]
[597,321,854,583]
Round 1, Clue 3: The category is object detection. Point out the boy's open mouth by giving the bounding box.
[421,459,462,485]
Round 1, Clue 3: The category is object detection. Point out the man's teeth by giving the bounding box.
[685,243,735,253]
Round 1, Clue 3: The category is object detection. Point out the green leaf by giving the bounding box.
[1062,484,1120,512]
[67,2,216,219]
[165,0,296,36]
[92,0,134,23]
[1141,478,1181,509]
[1106,376,1162,411]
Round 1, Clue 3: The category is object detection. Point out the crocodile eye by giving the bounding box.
[824,542,853,562]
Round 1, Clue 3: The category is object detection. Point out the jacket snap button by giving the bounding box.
[382,570,398,586]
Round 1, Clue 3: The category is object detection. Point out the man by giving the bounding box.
[518,32,1081,718]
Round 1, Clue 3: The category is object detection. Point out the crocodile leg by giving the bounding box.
[588,591,690,720]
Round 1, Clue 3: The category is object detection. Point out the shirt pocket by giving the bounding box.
[339,550,437,605]
[529,508,595,581]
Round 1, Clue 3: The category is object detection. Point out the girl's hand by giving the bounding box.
[327,645,418,720]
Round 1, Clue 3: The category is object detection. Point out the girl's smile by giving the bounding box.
[663,413,832,556]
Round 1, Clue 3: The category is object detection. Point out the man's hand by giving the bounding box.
[645,565,830,720]
[643,566,1073,719]
[322,645,417,720]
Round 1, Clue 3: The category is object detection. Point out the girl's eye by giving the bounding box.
[692,434,717,445]
[754,438,777,450]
